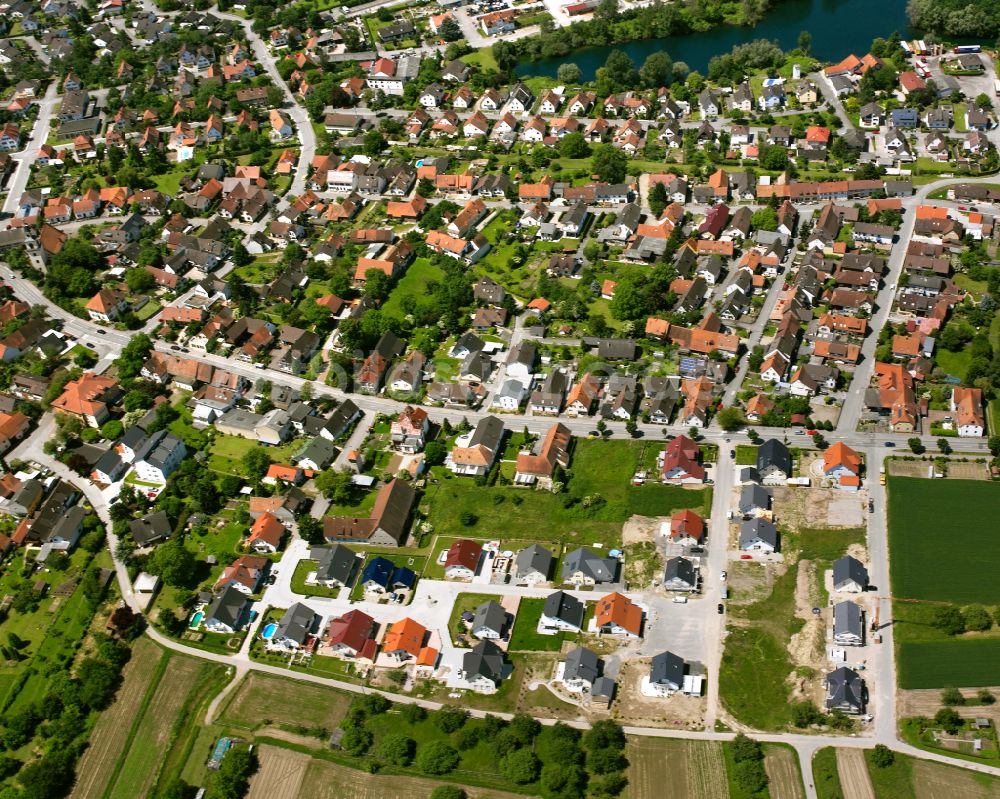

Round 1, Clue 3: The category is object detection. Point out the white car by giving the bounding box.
[720,570,728,582]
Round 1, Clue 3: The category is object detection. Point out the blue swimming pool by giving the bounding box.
[188,610,204,630]
[262,622,277,639]
[415,159,424,167]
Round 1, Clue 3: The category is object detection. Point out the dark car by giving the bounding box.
[97,329,107,335]
[730,449,735,458]
[884,442,895,447]
[717,603,724,614]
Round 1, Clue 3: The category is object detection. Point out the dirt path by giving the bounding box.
[766,747,805,799]
[787,559,826,706]
[836,748,876,799]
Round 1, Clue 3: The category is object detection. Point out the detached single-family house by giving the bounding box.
[832,555,869,592]
[739,518,778,553]
[594,592,642,638]
[825,666,865,714]
[203,586,248,633]
[540,590,585,633]
[756,439,792,484]
[444,538,482,580]
[562,547,617,586]
[471,600,510,640]
[833,601,864,646]
[514,544,553,584]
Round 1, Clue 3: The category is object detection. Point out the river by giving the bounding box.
[516,0,915,80]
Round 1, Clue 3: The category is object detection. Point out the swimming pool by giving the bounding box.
[415,158,424,167]
[262,622,277,639]
[189,611,204,629]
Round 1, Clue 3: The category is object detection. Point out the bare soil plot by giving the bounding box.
[107,654,202,799]
[247,745,309,799]
[836,748,875,799]
[219,672,352,731]
[627,737,727,799]
[899,687,1000,725]
[948,461,990,481]
[300,758,534,799]
[69,638,165,799]
[765,746,805,799]
[887,460,934,478]
[787,559,827,707]
[771,487,864,530]
[611,660,705,730]
[912,757,1000,799]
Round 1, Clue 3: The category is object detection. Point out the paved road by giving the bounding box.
[212,7,316,200]
[2,83,59,216]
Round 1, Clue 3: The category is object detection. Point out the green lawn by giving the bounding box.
[735,445,759,465]
[461,48,499,72]
[446,592,498,647]
[863,748,914,799]
[291,560,344,599]
[424,439,709,547]
[935,346,972,380]
[381,257,444,319]
[812,747,844,799]
[887,478,1000,603]
[208,435,301,475]
[508,597,576,652]
[719,563,800,731]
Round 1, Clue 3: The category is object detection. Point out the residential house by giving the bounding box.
[540,590,585,633]
[444,538,482,580]
[562,547,617,586]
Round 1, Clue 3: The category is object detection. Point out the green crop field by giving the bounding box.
[898,639,1000,689]
[887,478,1000,604]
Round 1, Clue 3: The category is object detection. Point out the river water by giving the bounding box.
[516,0,915,80]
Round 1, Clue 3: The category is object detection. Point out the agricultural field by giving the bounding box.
[107,655,204,799]
[888,478,1000,688]
[626,737,729,799]
[765,745,805,799]
[246,745,310,799]
[70,639,166,799]
[898,638,1000,689]
[838,749,875,799]
[217,672,353,732]
[300,756,537,799]
[70,640,227,799]
[887,478,1000,604]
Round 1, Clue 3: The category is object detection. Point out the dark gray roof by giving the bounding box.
[592,676,616,699]
[134,430,185,470]
[738,484,771,514]
[469,415,505,451]
[205,585,247,628]
[129,511,172,546]
[826,666,864,711]
[833,601,863,639]
[564,646,601,684]
[463,639,505,683]
[650,650,685,687]
[832,555,869,589]
[756,438,792,476]
[311,544,358,585]
[562,547,617,583]
[274,602,318,646]
[663,556,697,588]
[543,590,584,628]
[739,518,778,549]
[515,544,552,579]
[472,601,507,636]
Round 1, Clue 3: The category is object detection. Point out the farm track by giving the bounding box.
[837,748,876,799]
[69,639,164,799]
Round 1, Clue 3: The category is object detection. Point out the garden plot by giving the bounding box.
[246,745,309,799]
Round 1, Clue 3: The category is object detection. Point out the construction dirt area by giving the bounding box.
[771,486,866,530]
[887,459,990,480]
[611,658,706,730]
[247,745,309,799]
[899,686,1000,724]
[786,559,827,707]
[836,748,876,799]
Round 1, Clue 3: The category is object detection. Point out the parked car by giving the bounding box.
[720,570,727,581]
[717,603,724,614]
